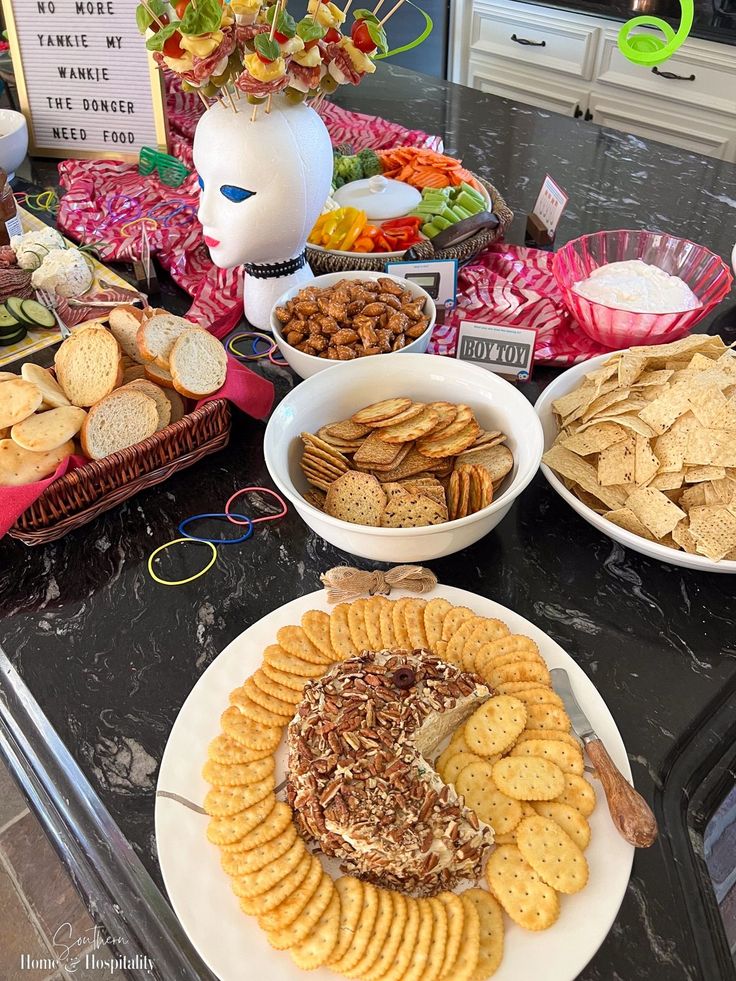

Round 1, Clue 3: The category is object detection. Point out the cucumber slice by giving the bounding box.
[0,303,19,328]
[20,299,56,329]
[0,325,27,346]
[0,319,22,338]
[6,296,29,324]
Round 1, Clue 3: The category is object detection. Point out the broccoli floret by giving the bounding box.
[334,154,363,185]
[357,148,382,178]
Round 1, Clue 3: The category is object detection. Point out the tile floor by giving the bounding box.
[0,759,129,981]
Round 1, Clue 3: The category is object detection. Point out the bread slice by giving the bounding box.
[0,437,74,486]
[54,328,121,407]
[121,361,147,384]
[11,405,87,452]
[164,387,186,424]
[124,379,171,431]
[109,305,146,363]
[21,362,70,409]
[80,389,158,460]
[0,371,18,383]
[137,313,197,369]
[144,361,175,390]
[0,377,43,428]
[170,329,227,398]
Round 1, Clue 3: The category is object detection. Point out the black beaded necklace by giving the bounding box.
[243,252,307,280]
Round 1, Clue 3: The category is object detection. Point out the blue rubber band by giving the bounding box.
[251,335,273,354]
[178,512,254,545]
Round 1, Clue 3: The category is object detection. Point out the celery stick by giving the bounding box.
[422,222,440,238]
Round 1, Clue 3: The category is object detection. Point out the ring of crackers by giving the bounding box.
[202,597,596,979]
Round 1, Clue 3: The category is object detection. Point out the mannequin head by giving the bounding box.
[193,99,333,270]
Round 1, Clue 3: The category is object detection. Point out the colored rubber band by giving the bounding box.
[250,335,273,355]
[108,194,143,222]
[228,331,276,359]
[121,217,159,237]
[178,512,254,545]
[148,538,217,586]
[268,348,289,366]
[225,487,288,526]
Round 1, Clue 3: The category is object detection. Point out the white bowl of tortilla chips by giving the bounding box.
[536,334,736,572]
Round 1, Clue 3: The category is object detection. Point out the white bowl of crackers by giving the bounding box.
[264,353,543,561]
[271,271,435,379]
[536,334,736,572]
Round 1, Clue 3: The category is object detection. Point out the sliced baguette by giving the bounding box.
[80,389,158,460]
[124,379,171,431]
[54,328,121,407]
[109,305,146,363]
[21,362,71,409]
[0,438,74,486]
[137,313,197,369]
[11,405,87,452]
[144,361,176,390]
[121,361,147,384]
[170,329,227,398]
[163,387,186,424]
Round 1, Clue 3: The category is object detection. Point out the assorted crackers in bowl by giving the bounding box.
[299,397,514,528]
[538,334,736,568]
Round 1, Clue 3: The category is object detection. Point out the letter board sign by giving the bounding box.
[2,0,168,161]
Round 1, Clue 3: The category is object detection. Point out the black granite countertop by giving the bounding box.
[511,0,736,46]
[1,65,736,981]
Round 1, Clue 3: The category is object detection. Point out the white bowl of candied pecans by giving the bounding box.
[264,353,543,561]
[270,271,435,379]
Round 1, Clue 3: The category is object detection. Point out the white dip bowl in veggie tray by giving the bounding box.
[270,271,435,380]
[264,353,543,561]
[536,351,736,573]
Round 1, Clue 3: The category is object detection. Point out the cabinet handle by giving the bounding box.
[574,104,583,118]
[510,33,546,46]
[652,66,695,81]
[584,108,593,121]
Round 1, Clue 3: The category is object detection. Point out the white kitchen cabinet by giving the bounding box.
[450,0,736,161]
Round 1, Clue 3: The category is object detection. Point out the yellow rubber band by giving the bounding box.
[121,217,159,236]
[147,538,217,586]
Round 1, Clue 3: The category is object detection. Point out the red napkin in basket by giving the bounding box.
[0,356,274,539]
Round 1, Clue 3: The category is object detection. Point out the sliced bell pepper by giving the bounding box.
[340,210,368,251]
[353,236,376,253]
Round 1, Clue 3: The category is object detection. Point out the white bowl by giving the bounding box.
[264,353,544,561]
[270,270,435,379]
[535,352,736,573]
[0,110,28,181]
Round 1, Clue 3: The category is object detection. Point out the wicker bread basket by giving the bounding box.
[306,174,513,274]
[9,399,231,545]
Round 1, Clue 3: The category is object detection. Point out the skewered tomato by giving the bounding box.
[163,31,186,58]
[324,27,341,43]
[149,12,170,32]
[351,20,376,53]
[174,0,190,17]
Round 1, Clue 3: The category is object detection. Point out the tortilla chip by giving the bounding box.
[635,434,660,486]
[633,369,674,388]
[604,507,657,541]
[688,505,736,561]
[625,486,687,540]
[597,435,635,486]
[543,445,627,510]
[652,413,696,473]
[561,422,627,456]
[639,383,692,435]
[672,520,699,554]
[650,470,685,491]
[685,428,736,468]
[618,353,646,387]
[580,389,631,423]
[680,483,707,510]
[684,465,727,483]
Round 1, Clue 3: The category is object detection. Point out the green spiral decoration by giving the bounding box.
[617,0,693,66]
[374,0,434,61]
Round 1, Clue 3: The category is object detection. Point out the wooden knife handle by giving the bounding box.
[586,738,658,848]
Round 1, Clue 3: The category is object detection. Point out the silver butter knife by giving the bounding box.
[551,667,658,848]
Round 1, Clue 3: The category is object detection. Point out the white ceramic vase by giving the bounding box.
[193,98,333,331]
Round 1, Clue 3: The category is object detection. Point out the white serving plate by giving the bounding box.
[535,352,736,573]
[156,585,634,981]
[263,354,543,562]
[270,270,435,379]
[309,181,492,260]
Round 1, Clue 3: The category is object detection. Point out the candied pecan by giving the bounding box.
[353,315,379,333]
[361,302,387,317]
[377,276,404,295]
[387,312,410,335]
[327,347,340,359]
[274,306,291,323]
[406,318,429,339]
[317,295,348,320]
[401,301,425,320]
[392,334,407,351]
[335,345,356,360]
[357,322,379,347]
[347,300,364,316]
[383,294,401,310]
[307,335,328,353]
[286,329,306,346]
[331,328,359,346]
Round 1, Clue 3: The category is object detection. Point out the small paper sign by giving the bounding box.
[532,175,569,238]
[385,258,458,312]
[456,321,537,381]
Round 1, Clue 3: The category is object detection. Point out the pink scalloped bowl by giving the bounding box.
[553,230,733,348]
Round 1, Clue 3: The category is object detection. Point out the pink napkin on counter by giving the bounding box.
[0,356,274,540]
